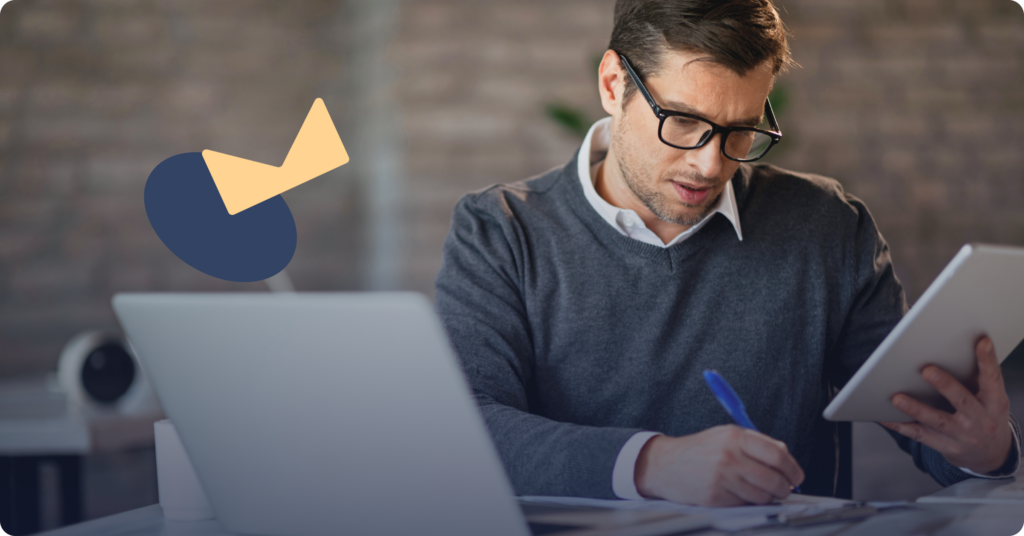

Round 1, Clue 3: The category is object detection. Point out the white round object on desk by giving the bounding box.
[57,330,160,416]
[155,419,215,521]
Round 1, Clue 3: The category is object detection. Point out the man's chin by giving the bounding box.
[665,191,721,225]
[664,210,710,227]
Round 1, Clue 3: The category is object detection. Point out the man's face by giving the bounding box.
[600,50,775,226]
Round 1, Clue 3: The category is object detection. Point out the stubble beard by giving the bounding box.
[611,124,721,227]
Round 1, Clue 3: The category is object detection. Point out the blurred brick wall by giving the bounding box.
[771,0,1024,304]
[392,0,616,291]
[0,0,364,375]
[1,0,1023,375]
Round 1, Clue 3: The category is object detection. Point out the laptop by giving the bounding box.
[112,292,709,536]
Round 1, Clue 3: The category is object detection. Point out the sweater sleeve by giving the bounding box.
[827,193,1020,487]
[434,193,643,498]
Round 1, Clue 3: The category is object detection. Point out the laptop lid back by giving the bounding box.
[113,292,530,536]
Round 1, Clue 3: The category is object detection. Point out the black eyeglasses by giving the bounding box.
[617,53,782,162]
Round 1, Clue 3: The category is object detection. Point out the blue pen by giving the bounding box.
[702,369,802,494]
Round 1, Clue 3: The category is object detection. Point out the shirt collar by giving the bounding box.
[576,117,743,247]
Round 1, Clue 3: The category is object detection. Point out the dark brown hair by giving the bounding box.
[609,0,795,104]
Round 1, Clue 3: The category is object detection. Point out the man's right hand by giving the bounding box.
[634,425,805,506]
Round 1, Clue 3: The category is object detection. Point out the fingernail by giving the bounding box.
[985,339,995,355]
[894,397,908,410]
[925,369,940,382]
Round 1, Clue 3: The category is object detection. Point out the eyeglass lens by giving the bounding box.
[661,116,774,161]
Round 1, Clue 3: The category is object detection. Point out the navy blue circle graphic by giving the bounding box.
[144,152,297,282]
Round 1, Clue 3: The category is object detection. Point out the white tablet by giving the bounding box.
[823,243,1024,422]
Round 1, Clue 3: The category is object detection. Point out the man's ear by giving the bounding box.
[598,49,625,117]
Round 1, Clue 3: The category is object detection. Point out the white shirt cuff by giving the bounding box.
[958,420,1021,479]
[612,431,662,500]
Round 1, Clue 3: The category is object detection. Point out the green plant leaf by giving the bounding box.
[545,103,590,139]
[768,84,790,117]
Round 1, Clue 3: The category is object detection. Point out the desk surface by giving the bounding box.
[34,483,1024,536]
[0,412,164,456]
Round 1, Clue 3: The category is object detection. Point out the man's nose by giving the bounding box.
[690,132,725,179]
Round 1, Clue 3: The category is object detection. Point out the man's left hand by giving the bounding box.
[881,336,1013,475]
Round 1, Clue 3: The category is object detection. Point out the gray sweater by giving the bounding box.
[434,151,1016,498]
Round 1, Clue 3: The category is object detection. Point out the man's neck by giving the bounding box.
[593,149,695,244]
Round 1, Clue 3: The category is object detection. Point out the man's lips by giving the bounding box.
[671,180,714,205]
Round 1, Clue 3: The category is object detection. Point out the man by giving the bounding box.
[434,0,1020,506]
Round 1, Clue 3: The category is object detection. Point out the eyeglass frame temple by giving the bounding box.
[617,53,662,115]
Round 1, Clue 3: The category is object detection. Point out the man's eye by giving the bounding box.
[670,117,698,126]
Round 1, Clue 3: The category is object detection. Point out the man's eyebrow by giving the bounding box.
[662,100,705,117]
[663,100,764,128]
[734,114,765,128]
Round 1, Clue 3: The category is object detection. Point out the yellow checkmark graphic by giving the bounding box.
[202,98,349,215]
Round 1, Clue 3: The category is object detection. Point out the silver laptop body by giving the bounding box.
[113,292,530,536]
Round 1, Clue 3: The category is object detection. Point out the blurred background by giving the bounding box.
[0,0,1022,528]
